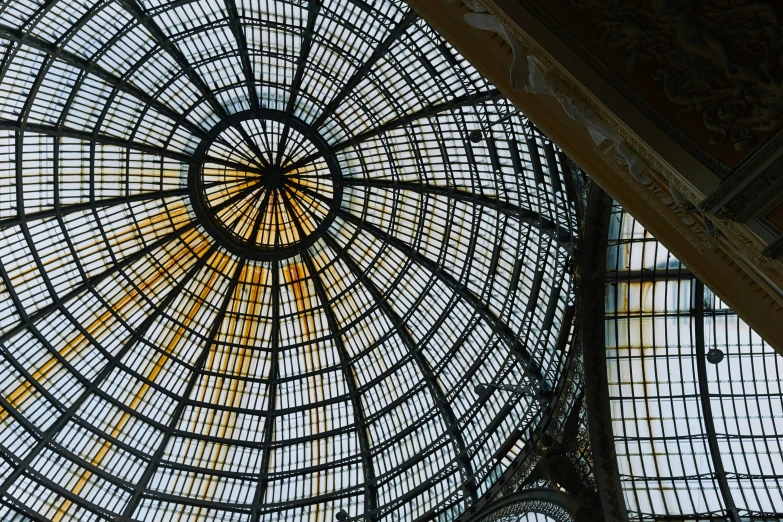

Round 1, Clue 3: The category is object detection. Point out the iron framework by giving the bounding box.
[0,0,579,521]
[591,201,783,520]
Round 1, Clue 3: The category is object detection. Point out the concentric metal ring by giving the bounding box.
[188,110,343,260]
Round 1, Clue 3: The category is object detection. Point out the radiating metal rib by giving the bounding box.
[0,118,262,173]
[224,0,259,111]
[333,89,502,151]
[322,233,479,507]
[275,0,321,167]
[118,0,228,120]
[0,220,199,347]
[0,244,216,500]
[300,249,380,521]
[337,209,551,393]
[283,89,502,174]
[273,188,378,518]
[250,260,280,522]
[341,178,572,247]
[309,9,417,130]
[0,25,206,139]
[117,0,269,168]
[120,257,246,520]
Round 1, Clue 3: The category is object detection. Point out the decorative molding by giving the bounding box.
[506,0,783,254]
[701,130,783,215]
[762,235,783,260]
[518,0,783,192]
[598,134,783,290]
[716,219,783,269]
[452,0,652,186]
[716,155,783,220]
[593,141,713,253]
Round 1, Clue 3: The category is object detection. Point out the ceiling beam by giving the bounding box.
[578,187,631,522]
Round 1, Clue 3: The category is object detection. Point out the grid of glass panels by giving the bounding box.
[605,204,783,519]
[0,0,578,520]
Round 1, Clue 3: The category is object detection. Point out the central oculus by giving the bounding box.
[188,111,343,260]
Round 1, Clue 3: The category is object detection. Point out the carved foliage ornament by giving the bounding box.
[570,0,783,154]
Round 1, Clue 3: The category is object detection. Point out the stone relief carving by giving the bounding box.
[571,0,783,153]
[445,0,651,185]
[668,182,697,212]
[463,11,532,91]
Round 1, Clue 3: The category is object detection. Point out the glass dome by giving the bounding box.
[0,0,577,521]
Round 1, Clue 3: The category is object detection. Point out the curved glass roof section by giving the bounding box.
[605,204,783,520]
[0,1,578,521]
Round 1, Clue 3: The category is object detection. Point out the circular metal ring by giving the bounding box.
[188,109,343,260]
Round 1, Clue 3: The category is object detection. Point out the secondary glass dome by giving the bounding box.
[0,0,577,521]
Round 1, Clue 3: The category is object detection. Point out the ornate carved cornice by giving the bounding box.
[712,156,783,221]
[474,0,706,202]
[473,0,783,294]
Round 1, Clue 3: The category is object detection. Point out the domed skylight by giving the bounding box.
[0,1,577,521]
